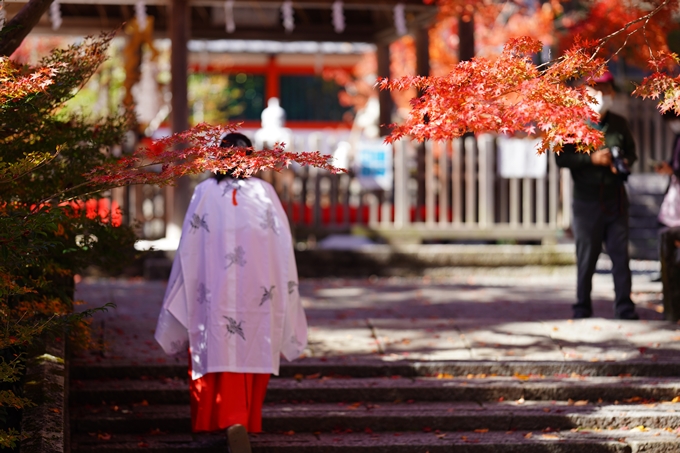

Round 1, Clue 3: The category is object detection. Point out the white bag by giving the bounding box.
[659,175,680,227]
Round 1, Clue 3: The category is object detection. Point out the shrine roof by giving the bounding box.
[5,0,436,43]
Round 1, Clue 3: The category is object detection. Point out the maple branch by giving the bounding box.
[0,149,62,187]
[642,16,655,61]
[0,0,55,57]
[588,0,672,64]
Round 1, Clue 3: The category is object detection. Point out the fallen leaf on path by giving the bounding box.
[97,433,111,441]
[474,429,489,433]
[524,432,533,438]
[542,434,559,439]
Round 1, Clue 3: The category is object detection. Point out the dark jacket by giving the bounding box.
[669,135,680,179]
[555,111,637,201]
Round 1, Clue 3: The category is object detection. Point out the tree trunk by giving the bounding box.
[0,0,54,57]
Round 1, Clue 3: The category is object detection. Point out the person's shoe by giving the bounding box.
[573,311,592,319]
[226,424,251,453]
[616,311,640,320]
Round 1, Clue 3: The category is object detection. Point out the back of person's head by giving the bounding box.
[214,133,253,181]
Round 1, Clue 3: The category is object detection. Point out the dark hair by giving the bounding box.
[662,109,680,121]
[214,132,253,182]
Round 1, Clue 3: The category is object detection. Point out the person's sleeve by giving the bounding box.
[554,144,592,169]
[671,139,680,179]
[622,118,637,167]
[673,165,680,179]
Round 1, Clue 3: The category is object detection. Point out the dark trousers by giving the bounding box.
[571,196,636,317]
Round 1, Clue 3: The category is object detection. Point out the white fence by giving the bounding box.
[260,133,572,244]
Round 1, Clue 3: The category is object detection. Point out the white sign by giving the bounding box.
[497,136,547,179]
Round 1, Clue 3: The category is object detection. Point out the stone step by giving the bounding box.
[70,429,679,453]
[69,359,680,380]
[70,401,680,435]
[70,375,680,406]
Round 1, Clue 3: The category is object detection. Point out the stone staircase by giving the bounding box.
[70,359,680,452]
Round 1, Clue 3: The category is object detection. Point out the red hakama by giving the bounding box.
[188,358,270,433]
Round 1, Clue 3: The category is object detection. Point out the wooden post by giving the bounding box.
[415,26,430,82]
[458,14,475,62]
[266,54,280,101]
[377,42,393,137]
[415,25,430,221]
[167,0,191,243]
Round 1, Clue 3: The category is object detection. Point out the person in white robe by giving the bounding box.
[154,133,307,441]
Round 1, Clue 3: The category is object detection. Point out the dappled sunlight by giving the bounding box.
[74,275,672,367]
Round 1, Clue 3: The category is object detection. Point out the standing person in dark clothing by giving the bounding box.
[555,72,640,320]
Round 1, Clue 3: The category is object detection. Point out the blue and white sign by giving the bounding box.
[356,139,393,191]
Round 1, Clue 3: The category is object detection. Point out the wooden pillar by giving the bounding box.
[266,55,280,100]
[167,0,191,242]
[415,26,430,220]
[415,26,430,83]
[458,14,475,62]
[458,14,474,227]
[171,0,189,133]
[377,42,393,137]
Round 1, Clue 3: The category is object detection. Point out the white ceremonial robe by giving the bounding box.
[155,177,307,380]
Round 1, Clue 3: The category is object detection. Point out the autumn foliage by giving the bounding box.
[381,36,604,154]
[383,0,680,153]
